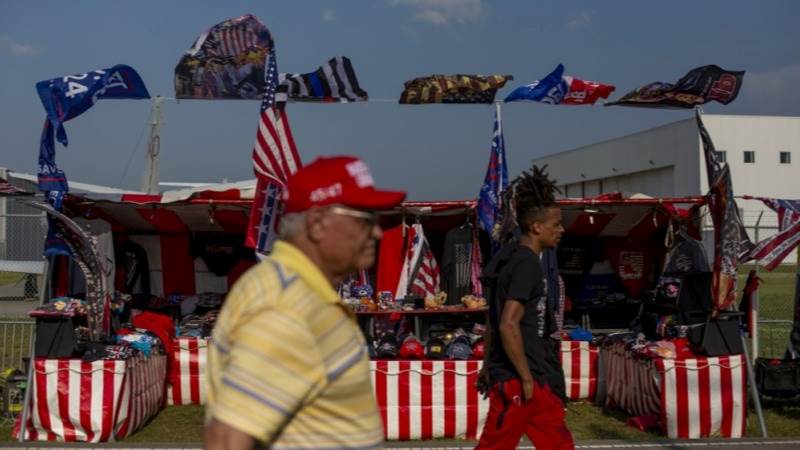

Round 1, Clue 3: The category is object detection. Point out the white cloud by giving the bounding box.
[390,0,484,26]
[0,36,40,56]
[566,11,592,31]
[738,64,800,115]
[322,9,336,22]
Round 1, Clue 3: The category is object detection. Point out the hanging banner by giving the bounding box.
[174,14,273,99]
[276,56,368,103]
[504,64,615,105]
[606,65,744,108]
[398,74,513,104]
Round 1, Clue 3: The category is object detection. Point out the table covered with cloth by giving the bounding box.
[602,341,747,438]
[14,354,166,442]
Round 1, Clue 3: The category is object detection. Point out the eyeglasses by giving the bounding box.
[327,206,379,228]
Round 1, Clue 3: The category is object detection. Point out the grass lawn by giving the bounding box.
[738,264,797,358]
[0,273,24,287]
[2,400,798,443]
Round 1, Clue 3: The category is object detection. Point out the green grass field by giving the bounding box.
[2,400,798,443]
[0,273,24,287]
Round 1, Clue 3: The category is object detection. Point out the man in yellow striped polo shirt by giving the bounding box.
[205,156,405,450]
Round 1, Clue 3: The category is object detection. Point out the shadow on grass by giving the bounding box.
[567,402,662,441]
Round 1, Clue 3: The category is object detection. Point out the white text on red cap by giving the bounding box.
[345,160,374,188]
[309,183,342,203]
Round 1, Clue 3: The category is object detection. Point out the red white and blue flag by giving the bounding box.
[744,198,800,271]
[396,224,440,300]
[504,64,615,105]
[476,103,508,246]
[698,111,753,312]
[245,46,302,254]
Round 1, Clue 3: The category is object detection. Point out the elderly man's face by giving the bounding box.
[315,206,383,275]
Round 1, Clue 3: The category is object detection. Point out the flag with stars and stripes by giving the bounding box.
[744,198,800,271]
[174,14,274,100]
[245,44,303,255]
[275,56,368,104]
[395,224,441,300]
[477,103,508,247]
[697,111,753,312]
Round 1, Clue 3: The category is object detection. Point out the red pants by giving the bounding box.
[475,378,574,450]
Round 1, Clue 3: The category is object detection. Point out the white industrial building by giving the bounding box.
[532,114,800,264]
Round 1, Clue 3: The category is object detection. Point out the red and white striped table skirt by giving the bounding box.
[370,342,597,440]
[371,360,487,440]
[14,354,166,443]
[166,337,208,406]
[560,340,599,401]
[603,342,747,439]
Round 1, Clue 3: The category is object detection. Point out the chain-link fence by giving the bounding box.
[0,196,47,304]
[744,219,799,359]
[0,320,34,373]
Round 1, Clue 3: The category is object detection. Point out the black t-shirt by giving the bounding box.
[486,244,566,402]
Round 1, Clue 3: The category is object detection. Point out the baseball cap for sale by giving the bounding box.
[284,156,407,213]
[399,335,425,359]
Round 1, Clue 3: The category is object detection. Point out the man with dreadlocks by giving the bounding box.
[475,165,573,450]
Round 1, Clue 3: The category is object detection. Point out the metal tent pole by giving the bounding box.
[741,334,768,437]
[753,211,763,360]
[17,256,49,442]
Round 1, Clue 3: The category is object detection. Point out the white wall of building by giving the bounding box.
[532,114,800,265]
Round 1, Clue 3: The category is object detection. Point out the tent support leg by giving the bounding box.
[741,334,768,437]
[18,257,49,443]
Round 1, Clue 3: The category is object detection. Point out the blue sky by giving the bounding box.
[1,0,798,200]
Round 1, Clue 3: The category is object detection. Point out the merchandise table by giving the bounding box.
[602,341,747,439]
[166,337,208,406]
[15,354,166,443]
[165,337,597,440]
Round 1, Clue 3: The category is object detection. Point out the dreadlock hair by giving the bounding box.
[496,165,560,242]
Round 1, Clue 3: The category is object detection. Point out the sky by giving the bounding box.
[1,0,799,201]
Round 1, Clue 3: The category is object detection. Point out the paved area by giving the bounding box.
[2,439,800,449]
[0,299,37,318]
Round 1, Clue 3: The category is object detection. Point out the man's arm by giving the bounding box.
[205,419,255,450]
[499,299,534,401]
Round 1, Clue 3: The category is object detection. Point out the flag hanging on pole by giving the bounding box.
[477,103,509,246]
[697,110,753,312]
[244,39,302,255]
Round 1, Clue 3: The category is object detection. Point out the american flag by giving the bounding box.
[697,111,753,312]
[744,198,800,271]
[0,179,26,195]
[400,224,441,300]
[476,103,508,246]
[245,47,302,254]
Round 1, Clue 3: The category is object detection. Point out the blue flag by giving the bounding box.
[504,64,568,104]
[35,64,150,193]
[35,64,149,257]
[477,104,509,247]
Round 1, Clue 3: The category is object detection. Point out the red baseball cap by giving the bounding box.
[284,156,406,213]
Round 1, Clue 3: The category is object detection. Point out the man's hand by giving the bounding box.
[521,377,534,402]
[475,368,490,399]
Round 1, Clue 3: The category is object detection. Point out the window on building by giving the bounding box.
[743,151,755,163]
[598,179,604,193]
[780,151,791,164]
[715,150,727,163]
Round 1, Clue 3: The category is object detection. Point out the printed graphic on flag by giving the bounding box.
[477,105,508,244]
[697,111,753,312]
[745,198,800,271]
